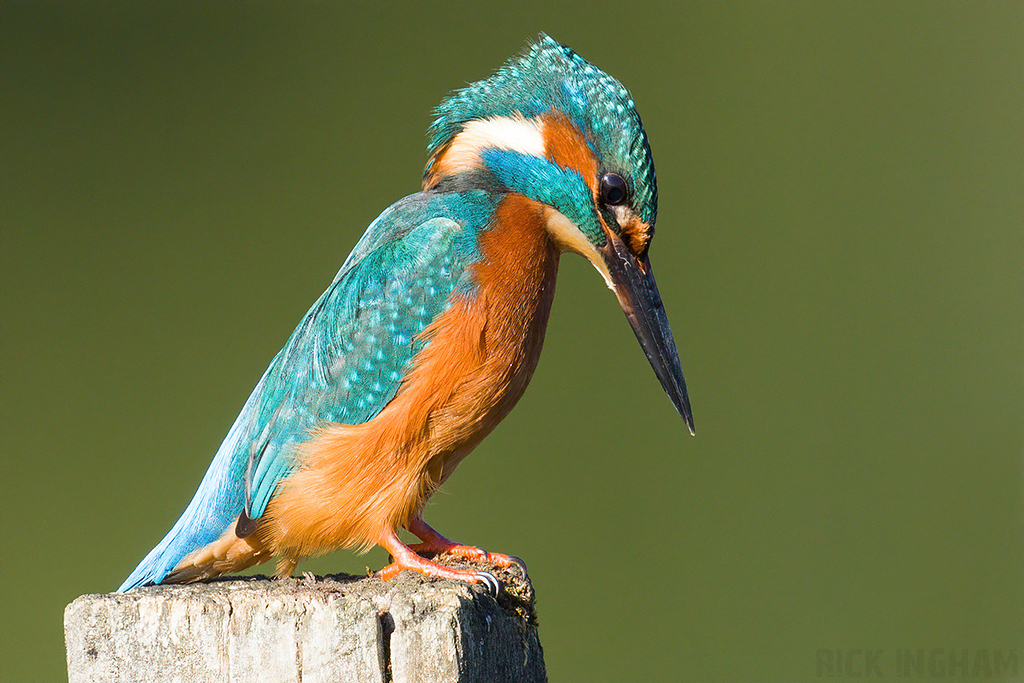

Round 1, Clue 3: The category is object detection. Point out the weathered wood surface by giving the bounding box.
[65,558,544,683]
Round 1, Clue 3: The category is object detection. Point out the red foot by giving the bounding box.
[374,521,517,593]
[376,551,487,583]
[406,517,520,568]
[408,540,516,566]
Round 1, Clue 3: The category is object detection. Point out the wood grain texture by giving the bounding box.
[66,561,545,683]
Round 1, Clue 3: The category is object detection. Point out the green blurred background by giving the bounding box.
[2,2,1021,681]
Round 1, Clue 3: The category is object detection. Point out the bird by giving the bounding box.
[119,33,694,593]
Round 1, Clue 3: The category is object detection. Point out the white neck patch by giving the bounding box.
[439,115,547,175]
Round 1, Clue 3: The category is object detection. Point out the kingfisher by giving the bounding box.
[119,34,694,594]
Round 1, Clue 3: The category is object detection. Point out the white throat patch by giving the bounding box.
[543,207,614,291]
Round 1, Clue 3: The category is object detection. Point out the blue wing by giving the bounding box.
[119,190,494,591]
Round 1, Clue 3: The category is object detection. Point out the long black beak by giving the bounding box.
[602,230,695,435]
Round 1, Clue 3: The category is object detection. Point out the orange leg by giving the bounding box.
[375,526,501,593]
[405,517,525,573]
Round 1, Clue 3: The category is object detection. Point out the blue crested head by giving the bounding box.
[425,34,658,241]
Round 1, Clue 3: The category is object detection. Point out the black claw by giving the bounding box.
[475,571,500,596]
[507,555,529,578]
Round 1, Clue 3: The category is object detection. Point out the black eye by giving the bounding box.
[599,173,629,206]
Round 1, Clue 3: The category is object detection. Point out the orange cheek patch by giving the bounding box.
[541,112,599,194]
[542,112,654,255]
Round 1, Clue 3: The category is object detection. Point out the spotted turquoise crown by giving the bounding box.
[427,34,658,226]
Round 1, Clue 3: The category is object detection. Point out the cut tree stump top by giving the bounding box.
[65,558,545,683]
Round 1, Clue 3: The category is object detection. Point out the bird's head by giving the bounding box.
[424,34,694,434]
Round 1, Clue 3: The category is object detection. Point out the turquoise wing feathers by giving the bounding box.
[243,191,489,516]
[119,190,495,591]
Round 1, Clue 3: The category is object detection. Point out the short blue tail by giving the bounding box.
[117,376,264,591]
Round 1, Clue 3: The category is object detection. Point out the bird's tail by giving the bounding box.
[118,385,265,591]
[117,450,246,591]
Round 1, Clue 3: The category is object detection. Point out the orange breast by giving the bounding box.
[258,194,560,560]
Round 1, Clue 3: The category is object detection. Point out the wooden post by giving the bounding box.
[64,560,545,683]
